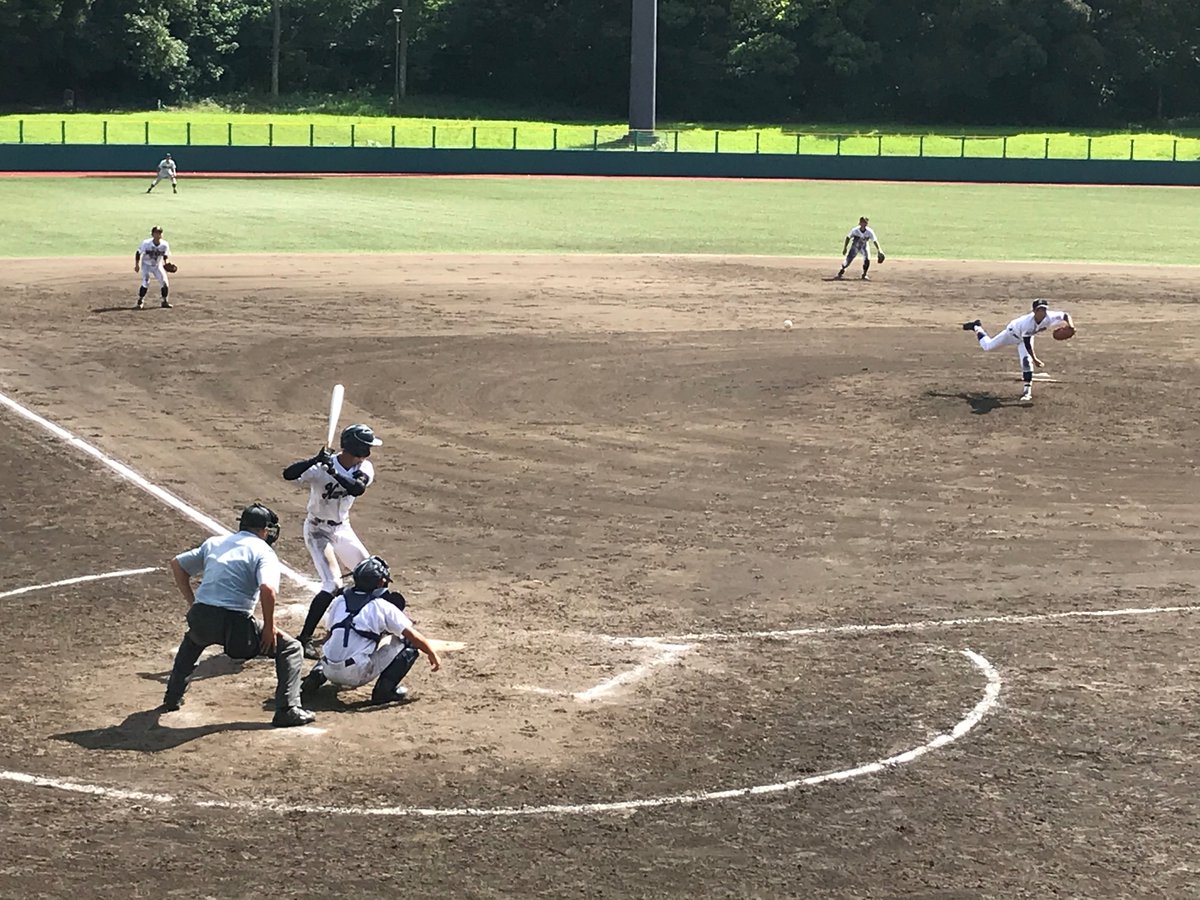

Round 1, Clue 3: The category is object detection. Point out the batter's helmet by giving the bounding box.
[352,556,391,592]
[340,423,383,457]
[239,502,280,545]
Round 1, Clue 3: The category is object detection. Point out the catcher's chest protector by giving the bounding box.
[330,589,385,648]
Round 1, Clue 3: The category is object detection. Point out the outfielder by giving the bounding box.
[134,226,173,309]
[836,216,885,280]
[146,153,177,194]
[300,556,441,705]
[283,423,383,659]
[962,299,1076,402]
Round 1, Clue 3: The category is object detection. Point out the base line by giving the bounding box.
[0,567,159,600]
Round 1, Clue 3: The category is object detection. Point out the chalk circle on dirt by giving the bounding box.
[0,567,1003,819]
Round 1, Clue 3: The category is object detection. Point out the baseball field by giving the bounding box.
[0,174,1198,897]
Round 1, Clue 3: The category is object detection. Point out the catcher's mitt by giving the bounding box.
[163,262,178,273]
[1052,324,1075,341]
[877,252,886,264]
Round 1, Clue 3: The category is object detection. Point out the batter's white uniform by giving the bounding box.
[297,456,375,592]
[151,157,177,187]
[975,309,1069,369]
[319,593,413,688]
[844,225,878,264]
[137,237,170,287]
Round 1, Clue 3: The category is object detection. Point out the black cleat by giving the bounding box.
[136,299,145,310]
[161,695,183,712]
[301,639,321,660]
[161,299,172,309]
[300,669,327,699]
[962,319,981,331]
[272,707,317,728]
[370,684,411,706]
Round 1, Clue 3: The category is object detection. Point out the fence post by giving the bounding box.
[472,126,477,150]
[103,120,108,145]
[1002,136,1007,159]
[1086,137,1092,160]
[1044,137,1050,159]
[552,127,557,150]
[227,122,233,146]
[674,130,679,152]
[512,126,518,150]
[186,122,191,146]
[960,136,966,158]
[391,125,396,149]
[919,135,924,157]
[836,134,842,156]
[1129,138,1135,161]
[61,119,66,145]
[593,129,598,150]
[877,135,882,157]
[756,131,761,154]
[795,134,801,155]
[431,125,437,149]
[309,123,314,147]
[351,124,356,148]
[1172,139,1178,161]
[268,123,273,147]
[715,131,720,153]
[18,120,23,144]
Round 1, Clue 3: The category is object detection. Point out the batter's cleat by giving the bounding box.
[301,639,322,661]
[161,299,172,309]
[370,684,411,706]
[272,706,317,728]
[962,319,982,331]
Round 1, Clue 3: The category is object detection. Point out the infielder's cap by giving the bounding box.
[1031,299,1048,310]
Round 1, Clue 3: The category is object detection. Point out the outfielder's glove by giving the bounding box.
[1052,324,1075,341]
[876,252,885,264]
[163,262,178,273]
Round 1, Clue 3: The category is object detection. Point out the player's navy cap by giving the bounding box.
[1031,299,1048,310]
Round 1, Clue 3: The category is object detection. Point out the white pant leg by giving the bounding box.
[303,519,342,592]
[331,523,370,572]
[140,265,168,288]
[153,172,175,186]
[324,638,403,688]
[977,330,1019,352]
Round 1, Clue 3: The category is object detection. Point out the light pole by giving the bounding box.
[392,8,402,113]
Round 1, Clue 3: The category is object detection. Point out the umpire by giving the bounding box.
[162,503,315,728]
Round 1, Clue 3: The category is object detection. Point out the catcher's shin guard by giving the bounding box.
[371,642,420,703]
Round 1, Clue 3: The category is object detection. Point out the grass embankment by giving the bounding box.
[1,111,1199,160]
[0,176,1190,263]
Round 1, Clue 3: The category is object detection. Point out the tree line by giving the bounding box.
[2,0,1198,125]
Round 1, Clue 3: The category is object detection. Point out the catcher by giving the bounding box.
[962,299,1076,402]
[300,556,441,706]
[134,225,176,309]
[835,216,885,281]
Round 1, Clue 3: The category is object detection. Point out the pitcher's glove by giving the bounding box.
[163,262,178,273]
[1052,324,1075,341]
[876,252,886,264]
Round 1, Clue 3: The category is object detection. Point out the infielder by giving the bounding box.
[962,299,1076,402]
[836,216,885,280]
[300,556,441,705]
[283,423,383,659]
[134,226,173,309]
[146,153,177,194]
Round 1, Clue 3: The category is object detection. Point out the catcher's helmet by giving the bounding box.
[239,502,280,545]
[352,556,391,592]
[340,423,383,457]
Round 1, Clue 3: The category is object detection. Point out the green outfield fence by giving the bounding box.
[2,118,1199,162]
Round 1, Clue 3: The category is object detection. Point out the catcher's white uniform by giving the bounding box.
[297,456,375,592]
[137,237,170,287]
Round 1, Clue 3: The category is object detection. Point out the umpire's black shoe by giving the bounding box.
[962,319,982,331]
[272,707,317,728]
[370,684,411,706]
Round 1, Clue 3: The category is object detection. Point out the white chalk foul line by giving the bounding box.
[0,567,159,600]
[0,648,1000,817]
[0,389,316,590]
[658,604,1200,644]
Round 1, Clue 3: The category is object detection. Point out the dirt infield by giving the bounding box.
[0,254,1197,897]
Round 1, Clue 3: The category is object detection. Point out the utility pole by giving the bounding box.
[271,0,281,98]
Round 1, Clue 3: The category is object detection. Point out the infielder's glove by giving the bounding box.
[876,252,885,264]
[163,262,178,273]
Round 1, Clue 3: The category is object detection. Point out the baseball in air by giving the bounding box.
[783,319,794,330]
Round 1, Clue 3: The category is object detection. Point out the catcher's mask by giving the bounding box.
[239,502,280,545]
[352,556,391,592]
[340,423,383,458]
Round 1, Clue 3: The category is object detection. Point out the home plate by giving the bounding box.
[428,639,467,652]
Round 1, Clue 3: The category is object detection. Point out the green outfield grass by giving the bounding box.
[0,176,1189,263]
[2,111,1199,161]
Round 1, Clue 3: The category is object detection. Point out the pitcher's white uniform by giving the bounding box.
[298,456,375,592]
[974,308,1069,366]
[137,236,171,287]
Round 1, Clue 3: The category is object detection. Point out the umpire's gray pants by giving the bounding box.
[165,602,303,711]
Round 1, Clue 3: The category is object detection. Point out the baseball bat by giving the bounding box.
[326,383,345,449]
